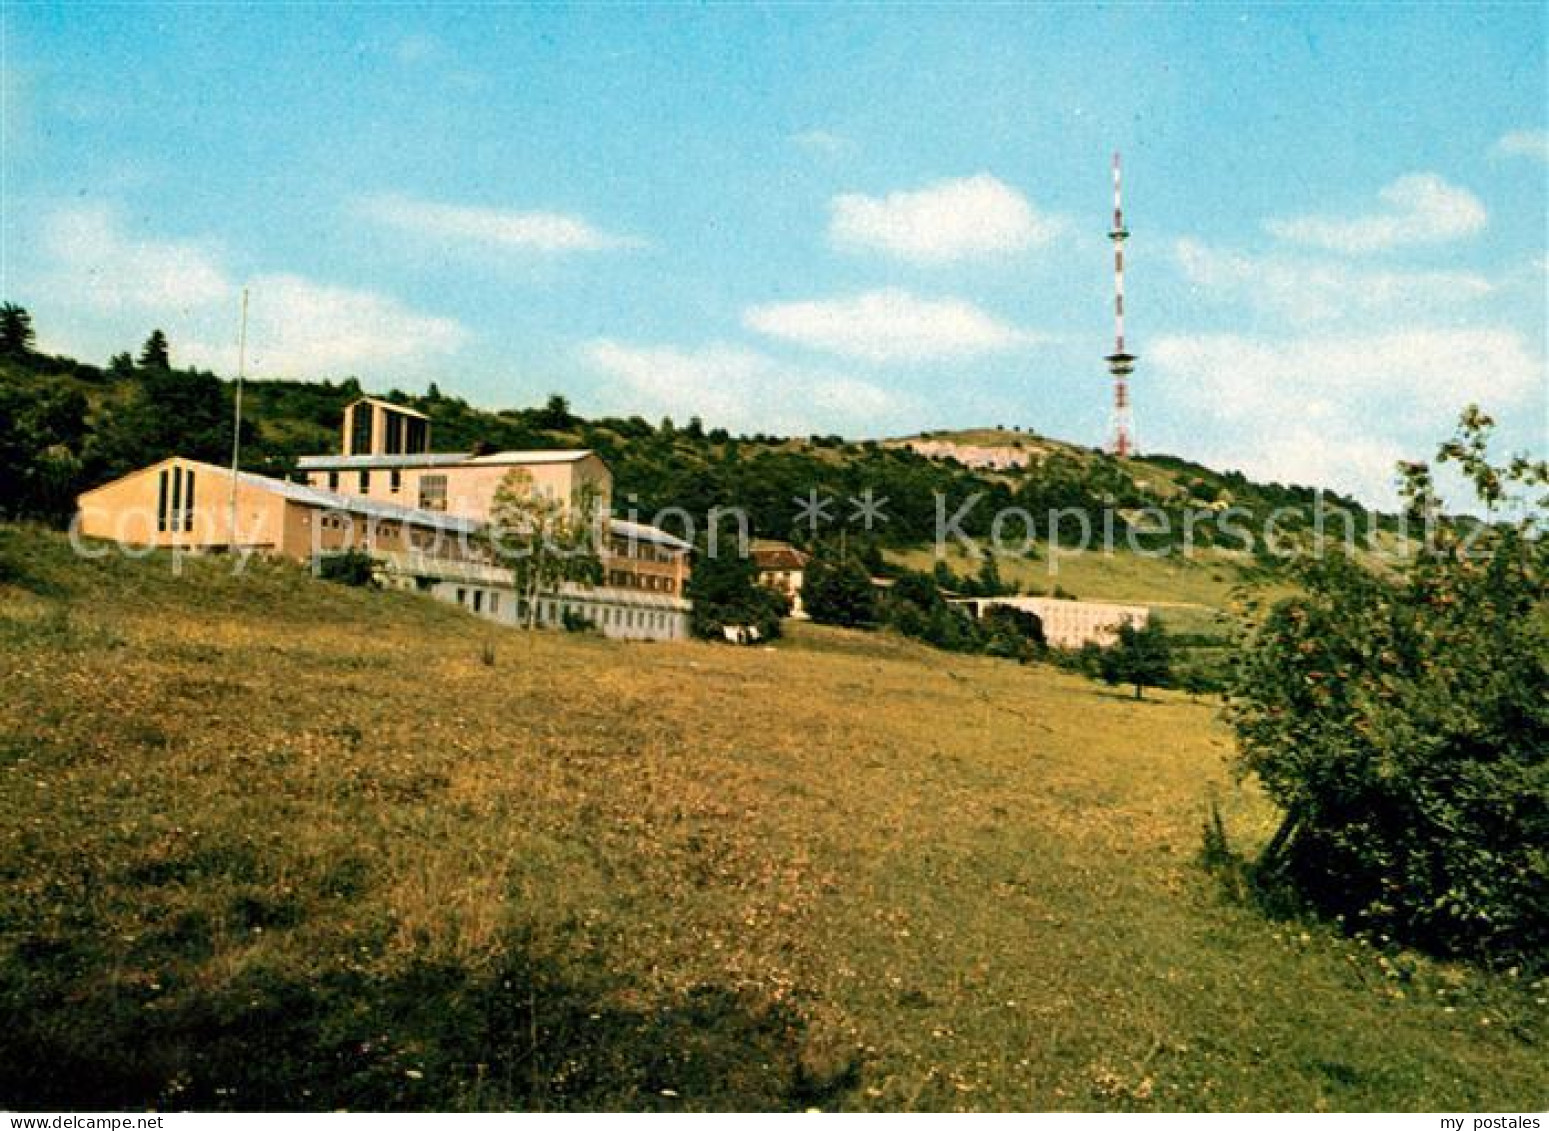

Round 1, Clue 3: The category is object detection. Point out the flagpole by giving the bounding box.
[228,287,249,550]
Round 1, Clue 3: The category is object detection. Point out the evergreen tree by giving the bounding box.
[88,364,248,477]
[0,303,36,357]
[976,552,1013,597]
[537,394,572,430]
[138,330,171,370]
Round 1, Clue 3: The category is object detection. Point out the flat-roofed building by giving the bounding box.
[295,449,612,524]
[397,519,693,640]
[956,595,1149,650]
[76,395,693,641]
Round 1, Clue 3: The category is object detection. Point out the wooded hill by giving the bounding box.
[2,321,1385,555]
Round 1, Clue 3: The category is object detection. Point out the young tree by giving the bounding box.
[1099,616,1172,700]
[0,303,36,358]
[483,468,603,629]
[976,551,1013,597]
[138,329,171,370]
[1228,407,1548,965]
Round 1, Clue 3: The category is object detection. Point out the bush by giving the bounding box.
[1227,408,1548,968]
[803,547,877,628]
[980,604,1044,661]
[683,542,784,642]
[316,550,376,587]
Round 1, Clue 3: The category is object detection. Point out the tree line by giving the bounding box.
[2,304,1388,558]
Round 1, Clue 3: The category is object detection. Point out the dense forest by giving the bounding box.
[1,305,1383,551]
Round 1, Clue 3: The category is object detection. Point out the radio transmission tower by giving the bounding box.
[1105,151,1137,458]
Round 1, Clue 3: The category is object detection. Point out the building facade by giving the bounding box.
[751,540,810,618]
[75,457,483,560]
[74,398,692,641]
[956,595,1149,650]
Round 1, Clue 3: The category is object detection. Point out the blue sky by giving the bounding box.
[4,3,1545,504]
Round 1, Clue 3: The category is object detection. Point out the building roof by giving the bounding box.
[295,449,596,471]
[462,449,595,466]
[295,452,473,470]
[346,396,429,420]
[751,542,809,570]
[78,455,480,535]
[608,517,692,552]
[79,456,683,548]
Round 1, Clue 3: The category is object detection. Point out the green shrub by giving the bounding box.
[1097,617,1172,700]
[683,542,784,642]
[803,546,876,629]
[316,550,376,587]
[1228,408,1548,968]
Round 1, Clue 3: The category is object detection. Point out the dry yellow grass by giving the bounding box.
[0,526,1542,1111]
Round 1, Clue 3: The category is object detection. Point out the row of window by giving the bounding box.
[538,600,678,635]
[156,466,195,533]
[348,405,431,456]
[321,513,398,535]
[455,587,500,616]
[317,513,458,556]
[608,538,680,562]
[322,468,411,496]
[605,569,677,593]
[448,582,680,637]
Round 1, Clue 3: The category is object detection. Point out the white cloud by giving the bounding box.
[38,204,466,378]
[1188,425,1409,507]
[181,274,467,377]
[1493,130,1549,161]
[828,175,1059,262]
[1174,237,1494,324]
[1149,327,1543,504]
[357,193,642,253]
[1154,328,1539,418]
[743,288,1038,363]
[42,204,234,314]
[1265,174,1487,253]
[582,340,906,436]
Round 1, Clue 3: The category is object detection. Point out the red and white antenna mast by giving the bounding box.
[1105,151,1137,458]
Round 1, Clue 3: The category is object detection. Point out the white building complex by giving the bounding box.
[76,397,694,641]
[955,595,1149,650]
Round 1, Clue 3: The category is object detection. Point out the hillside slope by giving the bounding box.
[3,345,1385,559]
[1,526,1542,1111]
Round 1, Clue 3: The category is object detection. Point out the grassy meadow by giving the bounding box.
[1,525,1543,1111]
